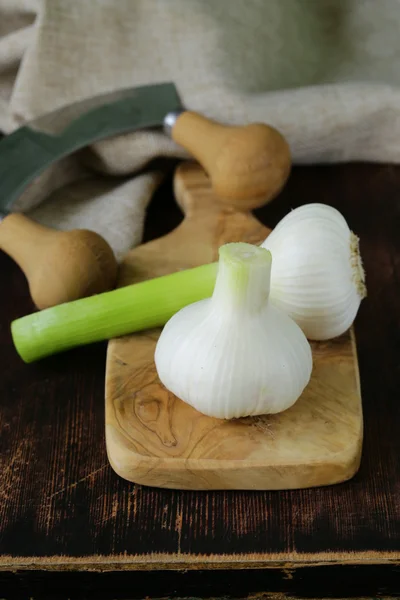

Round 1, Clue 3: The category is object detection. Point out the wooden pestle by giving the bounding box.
[0,113,291,309]
[0,214,118,309]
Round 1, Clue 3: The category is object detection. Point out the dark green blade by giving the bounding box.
[0,82,181,216]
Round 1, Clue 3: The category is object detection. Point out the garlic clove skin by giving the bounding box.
[155,243,312,420]
[261,203,367,341]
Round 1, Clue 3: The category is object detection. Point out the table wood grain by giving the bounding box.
[0,161,399,599]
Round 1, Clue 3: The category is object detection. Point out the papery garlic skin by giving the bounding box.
[155,243,312,420]
[261,203,367,341]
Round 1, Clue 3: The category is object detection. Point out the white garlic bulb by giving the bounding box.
[155,243,312,420]
[261,203,367,341]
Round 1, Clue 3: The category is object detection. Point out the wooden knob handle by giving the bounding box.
[171,112,291,210]
[0,214,118,309]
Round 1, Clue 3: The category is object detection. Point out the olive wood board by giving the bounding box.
[105,161,363,491]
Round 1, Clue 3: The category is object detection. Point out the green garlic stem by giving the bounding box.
[11,261,219,363]
[211,243,272,315]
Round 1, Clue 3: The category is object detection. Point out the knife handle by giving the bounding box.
[169,111,291,210]
[0,214,118,309]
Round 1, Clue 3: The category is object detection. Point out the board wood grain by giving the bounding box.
[105,161,363,490]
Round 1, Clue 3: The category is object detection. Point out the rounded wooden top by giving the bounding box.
[172,112,292,211]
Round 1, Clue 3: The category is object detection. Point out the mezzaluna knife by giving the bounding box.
[0,81,291,309]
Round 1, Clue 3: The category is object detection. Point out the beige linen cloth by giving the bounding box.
[1,0,400,259]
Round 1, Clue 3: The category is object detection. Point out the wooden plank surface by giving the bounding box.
[0,162,399,598]
[106,162,363,491]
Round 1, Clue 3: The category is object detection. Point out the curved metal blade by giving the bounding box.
[0,82,182,216]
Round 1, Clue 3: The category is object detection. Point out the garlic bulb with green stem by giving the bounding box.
[155,242,312,420]
[262,203,367,341]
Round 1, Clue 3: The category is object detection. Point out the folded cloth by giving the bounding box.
[1,0,400,259]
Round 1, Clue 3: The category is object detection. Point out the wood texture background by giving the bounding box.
[106,162,363,491]
[0,161,399,598]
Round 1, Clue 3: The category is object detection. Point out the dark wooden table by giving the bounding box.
[0,162,399,600]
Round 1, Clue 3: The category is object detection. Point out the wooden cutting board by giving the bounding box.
[105,161,363,491]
